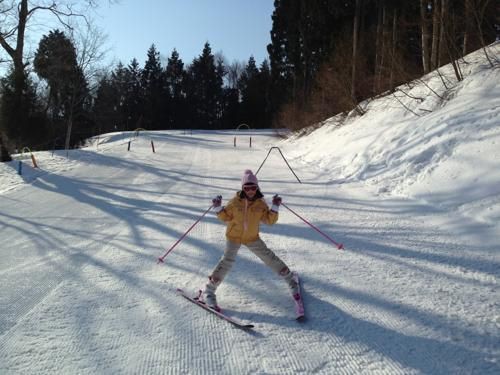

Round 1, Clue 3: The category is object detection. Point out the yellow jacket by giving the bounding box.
[217,191,278,244]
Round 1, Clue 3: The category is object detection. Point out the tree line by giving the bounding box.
[0,0,497,161]
[1,34,273,155]
[93,43,272,136]
[268,0,497,130]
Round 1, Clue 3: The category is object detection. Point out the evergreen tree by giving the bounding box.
[93,76,116,134]
[220,59,244,129]
[165,49,186,128]
[267,0,295,110]
[268,0,355,105]
[0,68,47,148]
[237,57,273,128]
[141,44,167,129]
[111,63,130,129]
[34,30,89,148]
[123,58,144,130]
[165,49,185,99]
[239,56,260,127]
[185,42,224,128]
[256,60,272,128]
[92,63,129,134]
[0,134,12,162]
[220,87,241,129]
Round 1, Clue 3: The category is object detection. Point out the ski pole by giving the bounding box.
[281,202,344,250]
[157,205,214,263]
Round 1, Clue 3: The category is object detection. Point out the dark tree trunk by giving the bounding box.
[431,0,440,69]
[420,0,431,73]
[389,9,398,90]
[373,1,384,93]
[352,0,362,102]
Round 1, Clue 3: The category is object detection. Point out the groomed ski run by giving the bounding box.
[0,45,499,374]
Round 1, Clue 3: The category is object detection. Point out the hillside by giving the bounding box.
[0,45,498,374]
[283,43,500,245]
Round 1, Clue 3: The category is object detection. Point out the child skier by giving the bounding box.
[203,169,299,311]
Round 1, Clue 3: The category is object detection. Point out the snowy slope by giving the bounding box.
[284,43,500,242]
[0,46,499,374]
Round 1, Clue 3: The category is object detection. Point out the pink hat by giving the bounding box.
[241,169,259,187]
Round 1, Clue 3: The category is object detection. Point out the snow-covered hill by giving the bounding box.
[0,45,498,374]
[284,43,500,237]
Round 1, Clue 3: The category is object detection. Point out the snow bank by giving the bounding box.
[283,43,500,227]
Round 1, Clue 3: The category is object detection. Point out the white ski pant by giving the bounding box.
[209,238,293,288]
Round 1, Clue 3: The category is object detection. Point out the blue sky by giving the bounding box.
[96,0,275,67]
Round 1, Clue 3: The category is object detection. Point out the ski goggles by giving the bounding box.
[243,185,258,192]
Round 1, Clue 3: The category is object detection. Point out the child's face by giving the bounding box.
[243,184,257,198]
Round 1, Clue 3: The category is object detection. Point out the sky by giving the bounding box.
[1,43,499,374]
[0,1,274,76]
[95,0,275,67]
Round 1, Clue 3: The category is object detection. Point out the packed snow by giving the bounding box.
[0,44,499,374]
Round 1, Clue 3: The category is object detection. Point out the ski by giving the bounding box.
[292,273,306,322]
[177,288,255,330]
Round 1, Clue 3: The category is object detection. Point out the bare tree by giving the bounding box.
[438,0,464,81]
[0,1,112,157]
[0,1,101,93]
[430,0,440,69]
[462,0,473,55]
[466,0,495,67]
[226,60,244,90]
[71,21,111,89]
[420,0,431,73]
[389,8,398,90]
[351,0,362,103]
[438,0,448,67]
[66,23,111,152]
[373,1,384,93]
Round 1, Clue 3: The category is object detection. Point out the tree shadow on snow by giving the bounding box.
[298,288,499,374]
[227,271,499,374]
